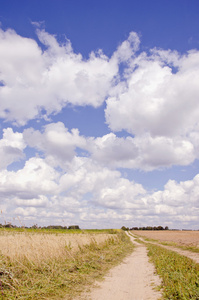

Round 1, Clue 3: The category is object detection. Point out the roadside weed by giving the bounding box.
[147,244,199,299]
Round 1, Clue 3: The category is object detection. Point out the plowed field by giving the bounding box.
[131,230,199,248]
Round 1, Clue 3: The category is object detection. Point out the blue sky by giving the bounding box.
[0,0,199,229]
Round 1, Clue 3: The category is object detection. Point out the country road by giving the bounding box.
[134,234,199,264]
[76,233,162,300]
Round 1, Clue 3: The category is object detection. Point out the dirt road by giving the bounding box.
[76,233,162,300]
[135,235,199,264]
[158,244,199,263]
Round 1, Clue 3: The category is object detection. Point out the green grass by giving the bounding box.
[0,230,134,300]
[180,245,199,253]
[147,243,199,299]
[160,241,199,254]
[0,227,118,235]
[127,232,144,244]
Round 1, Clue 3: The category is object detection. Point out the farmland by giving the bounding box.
[1,228,199,299]
[0,230,115,263]
[129,230,199,299]
[0,228,134,299]
[130,229,199,248]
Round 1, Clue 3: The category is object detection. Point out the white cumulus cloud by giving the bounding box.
[0,27,118,125]
[0,27,199,229]
[23,122,86,168]
[106,48,199,139]
[0,128,26,170]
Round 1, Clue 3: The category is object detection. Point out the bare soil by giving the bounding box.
[131,230,199,248]
[76,233,162,300]
[132,230,199,264]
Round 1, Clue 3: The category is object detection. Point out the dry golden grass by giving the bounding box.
[0,231,114,264]
[0,229,134,300]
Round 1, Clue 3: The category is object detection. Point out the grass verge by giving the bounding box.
[160,242,199,254]
[131,232,199,253]
[0,230,134,300]
[0,228,118,235]
[147,243,199,299]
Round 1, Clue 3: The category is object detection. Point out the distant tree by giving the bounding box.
[68,225,80,230]
[157,226,164,230]
[46,225,67,229]
[4,223,15,228]
[31,224,38,229]
[130,225,168,231]
[121,226,129,231]
[146,226,153,230]
[130,227,138,230]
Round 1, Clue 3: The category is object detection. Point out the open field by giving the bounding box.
[131,230,199,248]
[1,228,199,299]
[0,229,134,299]
[0,230,115,264]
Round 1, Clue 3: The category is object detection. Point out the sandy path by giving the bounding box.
[135,235,199,264]
[150,242,199,264]
[159,245,199,263]
[76,233,162,300]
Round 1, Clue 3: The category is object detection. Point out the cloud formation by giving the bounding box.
[24,122,86,168]
[0,128,26,169]
[0,28,118,125]
[106,48,199,147]
[1,153,198,229]
[0,27,199,228]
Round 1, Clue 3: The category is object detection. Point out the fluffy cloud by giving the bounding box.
[0,128,26,170]
[23,123,195,171]
[1,123,196,228]
[106,49,199,139]
[1,27,199,144]
[112,31,140,63]
[23,122,86,168]
[88,133,138,167]
[0,157,59,199]
[0,27,199,229]
[1,154,198,229]
[14,195,49,207]
[88,133,195,170]
[145,175,199,228]
[131,134,195,170]
[0,27,119,125]
[104,44,199,170]
[0,155,146,226]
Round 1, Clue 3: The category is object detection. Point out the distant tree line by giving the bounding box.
[121,225,169,231]
[0,223,17,228]
[42,225,80,230]
[0,223,80,230]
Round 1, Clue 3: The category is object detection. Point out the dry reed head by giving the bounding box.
[0,231,113,264]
